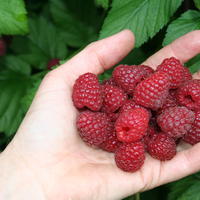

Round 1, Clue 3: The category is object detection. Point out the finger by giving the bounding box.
[54,29,134,85]
[158,143,200,186]
[37,30,134,94]
[143,30,200,69]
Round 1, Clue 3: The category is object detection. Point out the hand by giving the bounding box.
[0,30,200,200]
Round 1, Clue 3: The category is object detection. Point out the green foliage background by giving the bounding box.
[0,0,199,199]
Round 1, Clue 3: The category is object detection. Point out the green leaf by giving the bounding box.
[168,174,200,200]
[4,55,31,75]
[10,17,68,70]
[193,0,200,10]
[0,0,28,35]
[99,0,183,47]
[28,17,68,59]
[50,0,98,47]
[186,54,200,73]
[10,36,49,70]
[95,0,109,9]
[177,182,200,200]
[163,10,200,46]
[0,70,31,135]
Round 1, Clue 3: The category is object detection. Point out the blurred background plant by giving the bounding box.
[0,0,199,199]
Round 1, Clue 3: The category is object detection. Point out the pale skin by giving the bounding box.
[0,30,200,200]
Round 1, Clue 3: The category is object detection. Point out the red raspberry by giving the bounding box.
[140,65,154,75]
[176,80,200,111]
[72,73,102,111]
[159,92,178,112]
[182,67,192,82]
[119,99,142,113]
[100,128,122,152]
[113,65,150,94]
[102,77,117,86]
[115,142,145,172]
[134,71,170,110]
[77,111,111,147]
[47,58,60,70]
[115,108,149,143]
[102,85,127,113]
[143,126,158,150]
[157,57,185,88]
[157,106,195,138]
[147,133,176,161]
[106,112,119,122]
[0,38,6,56]
[183,110,200,145]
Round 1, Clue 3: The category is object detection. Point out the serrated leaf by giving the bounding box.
[186,54,200,73]
[4,55,31,75]
[0,70,31,135]
[0,0,28,35]
[10,17,68,70]
[49,0,98,47]
[163,10,200,46]
[28,17,68,59]
[10,36,49,69]
[168,174,199,200]
[194,0,200,10]
[177,183,200,200]
[99,0,183,47]
[95,0,109,9]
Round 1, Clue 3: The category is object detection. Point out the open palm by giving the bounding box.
[1,30,200,200]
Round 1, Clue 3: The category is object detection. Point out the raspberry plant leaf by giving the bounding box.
[0,70,31,136]
[10,16,68,70]
[99,0,183,47]
[4,55,31,75]
[28,17,68,59]
[10,36,49,70]
[167,174,200,200]
[193,0,200,10]
[0,0,28,35]
[49,0,99,47]
[163,10,200,46]
[95,0,109,9]
[186,54,200,73]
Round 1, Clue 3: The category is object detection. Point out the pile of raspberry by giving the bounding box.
[72,57,200,172]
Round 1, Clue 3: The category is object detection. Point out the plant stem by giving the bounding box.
[134,193,140,200]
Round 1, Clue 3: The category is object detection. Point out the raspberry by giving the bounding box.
[157,106,195,138]
[140,65,154,75]
[115,142,145,172]
[0,38,6,56]
[134,71,170,110]
[113,65,150,94]
[102,85,127,113]
[119,99,142,113]
[115,108,149,143]
[183,110,200,145]
[72,73,102,111]
[176,80,200,110]
[143,126,158,150]
[157,57,185,88]
[159,92,178,112]
[147,133,176,161]
[47,58,60,70]
[102,77,117,86]
[77,111,111,147]
[106,112,119,122]
[182,67,192,82]
[100,128,122,152]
